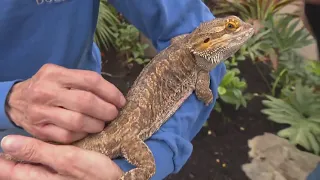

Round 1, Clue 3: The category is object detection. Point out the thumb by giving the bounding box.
[1,135,89,174]
[1,135,53,164]
[1,135,25,154]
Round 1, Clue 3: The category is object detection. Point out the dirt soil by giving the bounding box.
[101,47,284,180]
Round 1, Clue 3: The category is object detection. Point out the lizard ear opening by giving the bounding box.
[203,38,210,43]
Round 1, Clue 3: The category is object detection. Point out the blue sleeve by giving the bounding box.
[308,163,320,180]
[0,80,22,129]
[108,0,227,179]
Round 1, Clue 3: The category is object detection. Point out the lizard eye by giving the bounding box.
[227,23,235,29]
[203,38,210,43]
[225,21,238,31]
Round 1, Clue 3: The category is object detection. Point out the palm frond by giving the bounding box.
[94,1,120,50]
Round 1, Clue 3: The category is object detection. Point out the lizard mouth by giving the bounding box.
[232,27,255,44]
[190,27,254,65]
[207,27,254,64]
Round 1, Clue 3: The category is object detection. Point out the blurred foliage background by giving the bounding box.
[95,0,320,157]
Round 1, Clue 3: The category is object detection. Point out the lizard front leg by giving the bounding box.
[119,136,156,180]
[195,70,213,106]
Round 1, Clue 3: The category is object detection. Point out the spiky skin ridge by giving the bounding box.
[0,16,254,180]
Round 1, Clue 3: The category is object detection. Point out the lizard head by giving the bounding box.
[187,15,254,64]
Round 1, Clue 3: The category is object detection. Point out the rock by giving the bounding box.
[242,133,320,180]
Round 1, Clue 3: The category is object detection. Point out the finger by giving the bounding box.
[36,124,87,144]
[0,153,62,180]
[1,135,59,167]
[42,106,106,133]
[25,104,105,134]
[1,135,87,177]
[50,66,126,108]
[0,155,15,180]
[1,135,123,180]
[54,89,119,122]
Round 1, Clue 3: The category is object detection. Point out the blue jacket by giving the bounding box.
[0,0,226,179]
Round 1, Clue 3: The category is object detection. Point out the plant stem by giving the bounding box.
[255,63,272,93]
[272,68,287,96]
[101,72,126,78]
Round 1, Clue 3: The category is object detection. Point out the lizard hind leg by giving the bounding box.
[119,137,156,180]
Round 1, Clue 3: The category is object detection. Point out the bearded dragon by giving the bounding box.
[1,15,254,180]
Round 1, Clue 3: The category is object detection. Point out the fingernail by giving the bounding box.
[1,136,23,153]
[120,96,126,107]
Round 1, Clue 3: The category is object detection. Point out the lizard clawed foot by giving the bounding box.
[195,88,214,106]
[204,96,214,106]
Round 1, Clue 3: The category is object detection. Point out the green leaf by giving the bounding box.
[132,51,139,58]
[306,131,320,155]
[262,82,320,154]
[220,71,235,86]
[232,89,242,98]
[237,55,246,60]
[218,86,227,95]
[134,58,145,64]
[220,94,237,105]
[214,102,222,113]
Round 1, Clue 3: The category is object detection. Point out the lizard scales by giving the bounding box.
[2,15,254,180]
[72,15,254,180]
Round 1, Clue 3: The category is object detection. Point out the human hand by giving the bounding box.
[0,135,123,180]
[5,63,126,143]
